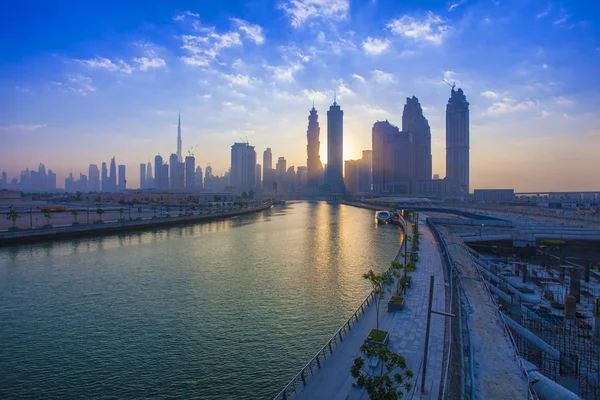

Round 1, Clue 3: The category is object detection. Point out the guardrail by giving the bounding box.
[273,234,407,400]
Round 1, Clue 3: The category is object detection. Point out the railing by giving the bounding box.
[273,234,407,400]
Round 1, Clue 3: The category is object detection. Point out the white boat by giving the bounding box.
[375,211,392,224]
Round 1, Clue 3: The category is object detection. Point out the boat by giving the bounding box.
[375,211,392,224]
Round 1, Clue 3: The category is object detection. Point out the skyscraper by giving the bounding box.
[154,155,163,190]
[230,142,257,192]
[262,148,274,190]
[101,162,108,192]
[195,166,203,190]
[327,97,344,192]
[372,121,413,194]
[109,157,117,192]
[170,153,184,190]
[177,112,182,163]
[255,164,262,188]
[446,86,470,194]
[402,96,432,181]
[118,165,126,190]
[306,104,323,188]
[185,155,195,190]
[140,163,146,189]
[276,156,287,187]
[146,162,153,188]
[89,164,100,192]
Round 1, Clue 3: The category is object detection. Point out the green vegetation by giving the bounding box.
[96,208,104,221]
[44,211,52,226]
[389,296,404,305]
[6,209,20,229]
[137,206,143,218]
[351,344,413,399]
[363,261,403,331]
[119,207,125,220]
[366,329,389,343]
[70,209,79,224]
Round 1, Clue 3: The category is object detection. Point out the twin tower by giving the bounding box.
[306,98,344,193]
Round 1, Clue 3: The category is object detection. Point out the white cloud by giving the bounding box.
[173,10,199,21]
[231,18,265,45]
[222,101,247,113]
[387,12,452,45]
[0,124,47,133]
[303,89,328,102]
[15,86,35,94]
[364,105,390,115]
[486,97,536,115]
[481,90,500,99]
[371,69,395,83]
[179,30,242,67]
[536,5,551,19]
[66,75,96,96]
[337,81,355,97]
[538,110,550,118]
[265,62,304,82]
[317,31,326,42]
[542,63,549,69]
[133,57,166,70]
[362,37,391,55]
[554,96,573,106]
[443,70,457,83]
[448,0,467,12]
[278,0,350,28]
[222,74,257,87]
[352,73,365,83]
[75,56,133,74]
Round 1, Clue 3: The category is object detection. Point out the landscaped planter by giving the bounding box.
[400,275,412,289]
[387,296,405,312]
[365,328,389,346]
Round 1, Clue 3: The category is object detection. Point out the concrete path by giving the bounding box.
[295,215,447,400]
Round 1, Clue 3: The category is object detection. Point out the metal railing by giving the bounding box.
[273,236,407,400]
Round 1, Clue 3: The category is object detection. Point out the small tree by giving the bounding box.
[96,208,104,221]
[44,211,52,225]
[179,206,183,216]
[248,189,255,198]
[241,191,248,198]
[363,261,403,331]
[6,209,20,228]
[351,344,414,399]
[152,205,157,218]
[137,206,142,218]
[119,207,125,220]
[70,209,79,223]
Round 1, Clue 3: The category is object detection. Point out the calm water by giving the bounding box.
[0,202,402,399]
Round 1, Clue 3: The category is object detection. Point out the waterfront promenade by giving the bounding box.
[294,214,447,399]
[0,203,271,246]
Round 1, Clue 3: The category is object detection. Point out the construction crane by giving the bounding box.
[443,80,456,91]
[188,145,198,157]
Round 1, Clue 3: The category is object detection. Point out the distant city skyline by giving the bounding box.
[1,1,599,192]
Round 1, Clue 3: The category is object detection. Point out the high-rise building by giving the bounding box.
[230,142,257,192]
[345,151,372,193]
[306,104,323,188]
[276,156,287,188]
[47,170,56,191]
[169,153,184,190]
[89,164,100,192]
[286,166,296,192]
[185,155,195,190]
[360,150,372,193]
[372,121,414,194]
[344,160,360,193]
[140,163,146,189]
[195,166,203,190]
[262,148,275,190]
[101,162,108,192]
[177,112,183,163]
[446,86,470,194]
[255,164,261,188]
[402,96,432,181]
[146,162,153,188]
[297,166,308,188]
[161,164,169,190]
[109,157,117,192]
[154,155,164,190]
[327,97,344,192]
[118,164,126,190]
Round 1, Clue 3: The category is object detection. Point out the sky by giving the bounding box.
[1,0,599,192]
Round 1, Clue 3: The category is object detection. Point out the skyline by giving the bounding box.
[1,0,600,192]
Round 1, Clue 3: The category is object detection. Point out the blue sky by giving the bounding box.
[1,0,599,191]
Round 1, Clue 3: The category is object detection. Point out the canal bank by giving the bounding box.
[0,203,272,246]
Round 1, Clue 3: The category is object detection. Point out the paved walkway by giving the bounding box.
[296,215,447,400]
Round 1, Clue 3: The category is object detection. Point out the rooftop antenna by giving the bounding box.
[443,80,456,91]
[333,91,337,104]
[312,98,315,108]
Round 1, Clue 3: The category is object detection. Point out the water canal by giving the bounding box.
[0,202,403,399]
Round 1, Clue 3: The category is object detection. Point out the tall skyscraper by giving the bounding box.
[101,162,108,192]
[177,112,183,163]
[170,153,184,190]
[263,148,272,171]
[161,164,169,190]
[262,148,274,190]
[446,86,470,194]
[89,164,100,192]
[146,162,153,188]
[255,164,262,188]
[109,157,117,192]
[306,104,323,188]
[276,156,287,187]
[372,121,413,194]
[154,155,163,190]
[327,97,344,192]
[140,164,146,189]
[118,164,126,190]
[195,166,203,190]
[185,155,195,190]
[230,142,257,192]
[402,96,432,181]
[360,150,373,193]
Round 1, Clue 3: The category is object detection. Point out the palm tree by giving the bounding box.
[96,208,104,221]
[70,209,79,224]
[44,211,52,226]
[137,206,142,219]
[119,207,125,220]
[6,209,20,229]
